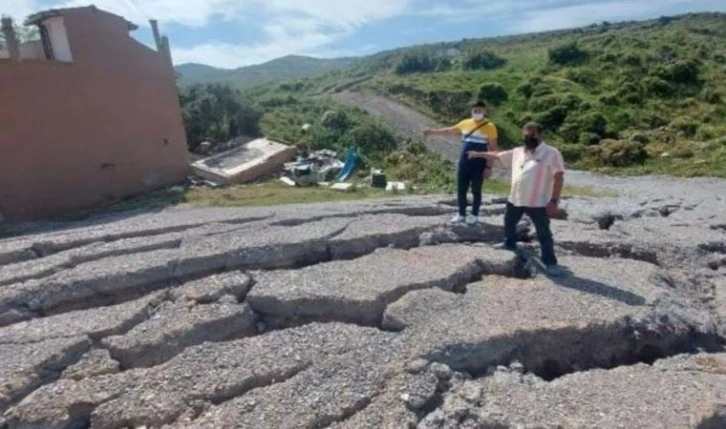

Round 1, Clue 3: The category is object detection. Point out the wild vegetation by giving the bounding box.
[179,12,726,184]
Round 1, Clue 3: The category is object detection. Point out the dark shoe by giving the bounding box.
[546,265,565,277]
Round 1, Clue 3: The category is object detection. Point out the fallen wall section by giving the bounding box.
[191,138,297,185]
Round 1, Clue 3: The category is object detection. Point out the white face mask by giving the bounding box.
[472,112,484,121]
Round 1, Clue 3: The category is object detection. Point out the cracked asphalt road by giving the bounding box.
[1,174,726,429]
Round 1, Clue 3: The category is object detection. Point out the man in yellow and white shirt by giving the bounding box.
[423,101,499,225]
[470,122,565,276]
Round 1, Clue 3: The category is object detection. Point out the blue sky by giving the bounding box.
[3,0,725,68]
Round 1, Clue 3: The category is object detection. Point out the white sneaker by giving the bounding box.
[466,215,480,225]
[450,214,465,223]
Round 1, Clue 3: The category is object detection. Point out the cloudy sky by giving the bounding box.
[2,0,724,68]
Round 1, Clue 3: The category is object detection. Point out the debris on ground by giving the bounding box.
[371,170,387,189]
[281,149,346,186]
[191,137,297,186]
[386,182,406,192]
[330,183,354,192]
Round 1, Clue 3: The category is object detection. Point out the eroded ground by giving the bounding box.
[1,183,725,429]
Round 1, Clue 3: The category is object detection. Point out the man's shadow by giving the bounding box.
[541,265,646,306]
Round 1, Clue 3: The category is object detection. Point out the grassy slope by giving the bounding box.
[357,13,726,176]
[176,55,357,87]
[232,13,725,178]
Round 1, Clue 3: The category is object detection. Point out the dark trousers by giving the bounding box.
[457,160,486,217]
[504,203,558,266]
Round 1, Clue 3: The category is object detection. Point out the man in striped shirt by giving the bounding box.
[469,122,565,276]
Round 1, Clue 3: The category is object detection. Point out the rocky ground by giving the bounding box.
[1,170,725,429]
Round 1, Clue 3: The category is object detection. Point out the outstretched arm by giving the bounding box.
[467,151,502,161]
[423,126,459,137]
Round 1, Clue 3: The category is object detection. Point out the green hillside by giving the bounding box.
[182,12,726,179]
[175,55,357,87]
[350,13,726,176]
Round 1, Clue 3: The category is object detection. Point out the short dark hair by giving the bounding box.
[523,121,543,133]
[471,100,488,109]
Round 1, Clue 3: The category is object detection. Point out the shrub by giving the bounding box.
[671,142,696,159]
[536,106,569,130]
[516,83,534,99]
[656,59,700,85]
[701,88,722,104]
[630,133,650,144]
[531,84,553,97]
[561,94,584,110]
[321,110,350,131]
[559,143,586,162]
[394,53,450,75]
[463,50,507,70]
[588,139,646,166]
[670,117,699,137]
[528,95,561,112]
[478,82,509,106]
[599,93,619,106]
[612,111,634,131]
[642,113,668,128]
[579,132,601,145]
[343,122,397,155]
[616,82,643,104]
[548,41,589,66]
[696,125,717,141]
[620,53,642,67]
[561,111,609,142]
[564,68,597,86]
[641,77,674,98]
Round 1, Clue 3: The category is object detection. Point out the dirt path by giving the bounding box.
[331,90,461,162]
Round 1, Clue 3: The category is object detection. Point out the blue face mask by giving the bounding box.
[472,112,484,121]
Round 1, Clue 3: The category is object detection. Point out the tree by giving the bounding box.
[0,24,39,49]
[477,82,509,106]
[462,50,507,70]
[179,83,262,151]
[548,41,589,66]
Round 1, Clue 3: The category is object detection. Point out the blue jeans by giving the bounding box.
[457,160,486,217]
[457,142,488,217]
[504,203,558,266]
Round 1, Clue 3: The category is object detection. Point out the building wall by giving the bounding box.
[0,8,189,221]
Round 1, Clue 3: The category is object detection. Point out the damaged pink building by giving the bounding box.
[0,6,189,221]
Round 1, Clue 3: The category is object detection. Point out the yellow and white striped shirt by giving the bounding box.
[498,143,565,208]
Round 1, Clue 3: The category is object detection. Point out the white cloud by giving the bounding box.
[415,0,725,29]
[0,0,40,22]
[5,0,723,68]
[3,0,409,67]
[513,0,722,32]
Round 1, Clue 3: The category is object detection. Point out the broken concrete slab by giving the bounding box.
[101,301,257,369]
[248,245,517,327]
[0,219,352,323]
[170,271,252,303]
[5,323,395,429]
[61,349,120,381]
[191,137,297,185]
[419,353,726,429]
[384,256,716,376]
[174,339,405,429]
[0,292,162,344]
[327,214,447,260]
[0,249,181,324]
[329,362,457,429]
[0,223,247,286]
[0,336,90,409]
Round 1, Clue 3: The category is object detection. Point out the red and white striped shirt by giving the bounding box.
[497,143,565,208]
